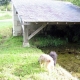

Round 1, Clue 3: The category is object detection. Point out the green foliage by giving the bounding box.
[0,6,6,11]
[30,35,68,48]
[0,3,12,11]
[0,0,10,6]
[64,0,80,6]
[6,3,12,11]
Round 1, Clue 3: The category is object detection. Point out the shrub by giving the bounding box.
[7,3,12,11]
[0,6,6,11]
[0,3,11,11]
[30,35,68,48]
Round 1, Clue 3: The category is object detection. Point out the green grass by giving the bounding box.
[0,35,43,80]
[0,47,43,80]
[0,14,12,20]
[0,45,78,80]
[0,11,12,20]
[0,21,12,37]
[30,35,68,48]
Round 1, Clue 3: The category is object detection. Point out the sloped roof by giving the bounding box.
[12,0,80,22]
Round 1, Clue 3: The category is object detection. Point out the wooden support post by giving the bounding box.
[22,23,46,47]
[28,23,46,40]
[22,25,30,47]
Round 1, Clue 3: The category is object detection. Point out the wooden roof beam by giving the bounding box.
[28,23,47,40]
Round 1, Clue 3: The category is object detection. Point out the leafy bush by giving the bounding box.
[30,35,68,48]
[0,3,11,11]
[0,6,6,11]
[7,3,12,11]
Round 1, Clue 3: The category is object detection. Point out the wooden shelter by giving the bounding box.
[11,0,80,47]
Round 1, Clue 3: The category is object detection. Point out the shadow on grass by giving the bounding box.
[13,61,41,77]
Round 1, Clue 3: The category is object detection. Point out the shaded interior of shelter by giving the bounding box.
[38,23,80,43]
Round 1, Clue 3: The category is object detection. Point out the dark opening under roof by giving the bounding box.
[12,0,80,23]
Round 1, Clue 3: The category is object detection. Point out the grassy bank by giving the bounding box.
[0,36,78,80]
[0,37,43,79]
[0,21,43,79]
[0,21,79,80]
